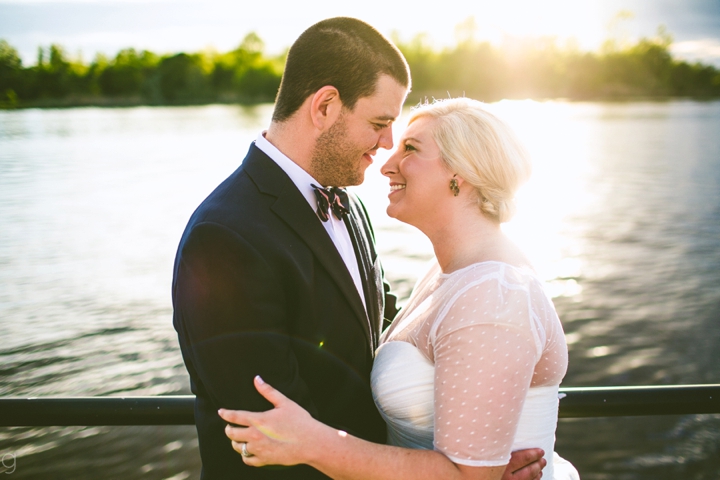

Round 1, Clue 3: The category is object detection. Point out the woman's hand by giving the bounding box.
[218,375,325,467]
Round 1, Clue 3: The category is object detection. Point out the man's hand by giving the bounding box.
[502,448,546,480]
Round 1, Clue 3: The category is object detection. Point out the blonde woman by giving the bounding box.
[220,98,579,480]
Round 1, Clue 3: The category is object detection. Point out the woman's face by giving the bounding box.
[380,116,455,230]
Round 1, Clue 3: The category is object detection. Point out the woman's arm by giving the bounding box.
[219,376,544,480]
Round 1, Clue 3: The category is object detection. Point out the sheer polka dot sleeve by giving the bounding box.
[430,279,539,466]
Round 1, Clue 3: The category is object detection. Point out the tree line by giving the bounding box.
[397,27,720,102]
[0,33,283,108]
[1,28,719,109]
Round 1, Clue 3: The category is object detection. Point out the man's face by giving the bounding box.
[310,74,408,187]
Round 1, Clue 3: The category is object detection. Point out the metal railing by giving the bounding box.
[1,385,719,427]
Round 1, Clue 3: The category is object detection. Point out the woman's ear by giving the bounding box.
[309,86,343,130]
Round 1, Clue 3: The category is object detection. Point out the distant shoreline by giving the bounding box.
[3,94,720,111]
[3,29,720,110]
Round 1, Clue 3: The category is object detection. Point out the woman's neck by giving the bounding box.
[424,207,505,274]
[424,205,535,274]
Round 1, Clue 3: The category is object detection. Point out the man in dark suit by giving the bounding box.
[173,17,545,480]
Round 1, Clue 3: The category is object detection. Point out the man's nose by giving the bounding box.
[378,127,394,150]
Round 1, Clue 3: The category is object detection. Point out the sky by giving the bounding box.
[1,0,720,66]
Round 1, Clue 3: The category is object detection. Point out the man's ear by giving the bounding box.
[309,86,343,130]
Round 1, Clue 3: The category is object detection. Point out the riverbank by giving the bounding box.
[3,29,720,111]
[4,92,720,110]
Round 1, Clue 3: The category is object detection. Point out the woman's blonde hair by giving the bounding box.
[408,98,531,223]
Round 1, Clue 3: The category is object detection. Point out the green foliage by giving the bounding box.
[0,27,718,108]
[397,28,720,102]
[211,33,282,102]
[0,40,23,107]
[0,33,282,107]
[27,44,90,100]
[155,53,211,103]
[98,48,159,97]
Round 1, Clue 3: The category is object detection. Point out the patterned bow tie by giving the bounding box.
[311,184,350,222]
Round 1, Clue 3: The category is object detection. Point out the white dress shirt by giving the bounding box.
[254,132,366,311]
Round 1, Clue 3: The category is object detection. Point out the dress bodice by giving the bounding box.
[372,341,560,478]
[371,261,579,479]
[371,341,435,450]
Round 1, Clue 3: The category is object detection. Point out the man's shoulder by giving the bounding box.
[191,144,285,223]
[188,172,253,230]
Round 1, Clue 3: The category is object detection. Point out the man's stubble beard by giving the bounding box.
[310,114,366,187]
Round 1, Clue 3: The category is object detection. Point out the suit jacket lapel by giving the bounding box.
[242,146,373,350]
[343,195,383,351]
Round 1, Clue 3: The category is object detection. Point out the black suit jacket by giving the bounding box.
[172,144,398,479]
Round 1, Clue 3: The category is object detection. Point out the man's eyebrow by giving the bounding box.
[373,115,396,122]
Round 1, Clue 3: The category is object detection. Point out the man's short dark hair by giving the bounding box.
[272,17,411,123]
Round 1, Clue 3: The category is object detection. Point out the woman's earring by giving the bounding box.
[450,178,460,196]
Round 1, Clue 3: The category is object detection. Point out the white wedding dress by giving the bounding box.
[371,261,579,479]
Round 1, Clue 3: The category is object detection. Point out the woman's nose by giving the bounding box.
[381,150,400,177]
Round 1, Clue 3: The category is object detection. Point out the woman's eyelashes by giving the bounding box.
[403,142,417,153]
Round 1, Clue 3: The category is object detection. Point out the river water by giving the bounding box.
[0,101,718,479]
